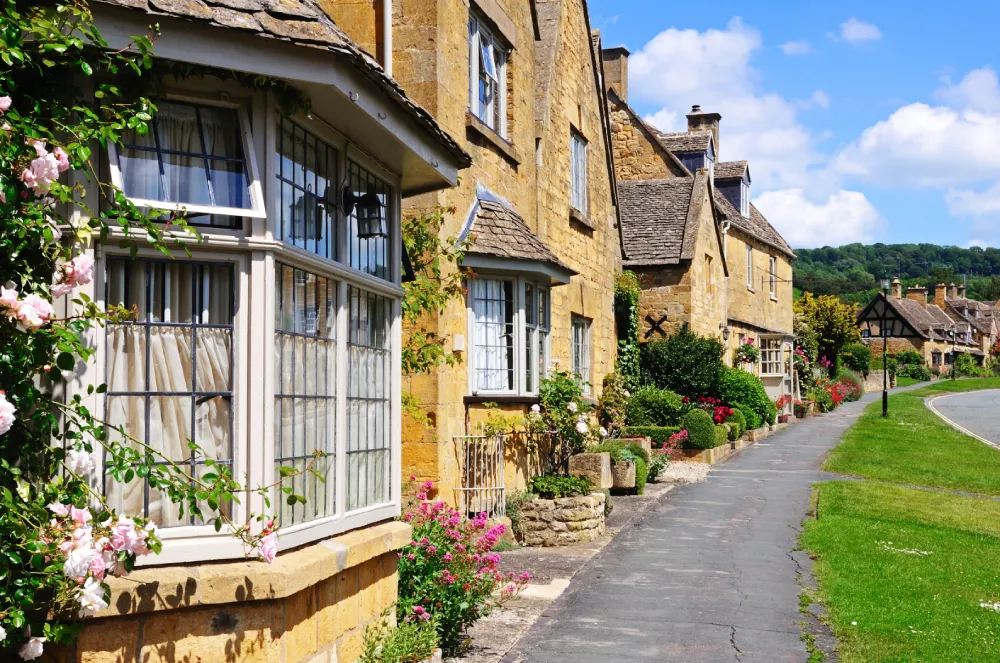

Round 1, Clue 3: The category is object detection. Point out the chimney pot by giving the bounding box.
[691,104,701,113]
[686,106,723,160]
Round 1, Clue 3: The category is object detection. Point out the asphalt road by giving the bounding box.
[932,388,1000,444]
[504,394,882,663]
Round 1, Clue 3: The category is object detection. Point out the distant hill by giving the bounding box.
[793,243,1000,306]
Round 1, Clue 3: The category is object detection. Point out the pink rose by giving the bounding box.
[15,294,54,330]
[47,501,70,518]
[0,287,16,310]
[70,506,92,525]
[54,146,70,173]
[258,531,278,563]
[25,137,47,157]
[0,96,10,114]
[52,282,74,298]
[20,168,37,188]
[0,392,14,436]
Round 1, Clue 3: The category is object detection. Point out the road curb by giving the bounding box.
[925,394,1000,450]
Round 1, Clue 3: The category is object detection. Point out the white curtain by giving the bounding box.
[472,279,512,391]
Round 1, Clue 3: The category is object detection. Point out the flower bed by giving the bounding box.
[519,493,607,547]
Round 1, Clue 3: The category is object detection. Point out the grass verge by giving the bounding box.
[824,378,1000,495]
[801,481,1000,662]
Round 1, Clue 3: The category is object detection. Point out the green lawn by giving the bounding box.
[801,481,1000,663]
[824,378,1000,495]
[893,376,921,387]
[803,378,1000,661]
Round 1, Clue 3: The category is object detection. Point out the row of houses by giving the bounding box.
[860,279,1000,368]
[56,1,795,661]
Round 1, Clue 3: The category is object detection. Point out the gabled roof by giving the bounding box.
[653,130,714,154]
[945,298,999,336]
[618,178,697,267]
[715,160,748,181]
[465,200,572,272]
[95,0,471,168]
[711,190,795,260]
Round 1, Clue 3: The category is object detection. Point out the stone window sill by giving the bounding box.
[96,520,411,619]
[570,207,595,231]
[747,286,755,293]
[465,394,540,406]
[466,112,521,164]
[770,295,778,302]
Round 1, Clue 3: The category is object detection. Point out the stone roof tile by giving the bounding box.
[618,178,694,266]
[653,130,712,153]
[466,200,573,272]
[715,160,747,180]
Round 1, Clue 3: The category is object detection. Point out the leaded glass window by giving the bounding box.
[275,118,338,259]
[348,161,392,281]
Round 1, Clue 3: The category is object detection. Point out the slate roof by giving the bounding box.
[715,160,748,180]
[618,178,696,266]
[888,297,943,339]
[95,0,470,167]
[946,298,999,336]
[465,200,573,272]
[653,130,713,154]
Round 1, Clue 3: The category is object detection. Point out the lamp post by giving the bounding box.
[881,276,891,417]
[949,329,957,380]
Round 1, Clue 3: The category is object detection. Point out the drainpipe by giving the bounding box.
[382,0,392,77]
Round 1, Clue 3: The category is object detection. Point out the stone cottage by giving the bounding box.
[50,1,470,661]
[321,0,623,511]
[603,50,797,408]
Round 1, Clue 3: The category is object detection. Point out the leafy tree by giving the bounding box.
[638,324,724,398]
[794,293,861,370]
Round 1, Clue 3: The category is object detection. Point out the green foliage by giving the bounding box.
[897,363,932,381]
[807,387,835,413]
[954,353,986,377]
[589,439,650,465]
[840,343,872,377]
[597,371,629,435]
[360,610,439,663]
[648,452,670,481]
[527,369,594,474]
[726,408,747,440]
[614,271,641,392]
[714,424,730,448]
[717,368,776,428]
[794,313,820,361]
[402,207,470,376]
[528,474,592,499]
[621,425,683,445]
[794,292,861,367]
[625,386,685,426]
[680,409,717,449]
[504,490,531,539]
[639,323,725,398]
[835,369,864,402]
[894,350,925,366]
[633,456,649,495]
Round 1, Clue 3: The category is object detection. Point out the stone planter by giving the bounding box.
[421,650,443,663]
[569,452,612,489]
[746,426,770,442]
[520,493,607,547]
[681,444,732,464]
[619,435,652,456]
[611,460,636,489]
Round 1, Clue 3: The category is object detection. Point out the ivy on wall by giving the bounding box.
[614,270,641,392]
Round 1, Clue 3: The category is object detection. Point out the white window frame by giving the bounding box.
[570,130,588,214]
[769,256,777,299]
[468,13,509,138]
[760,337,784,376]
[88,96,405,565]
[571,316,592,394]
[740,178,750,217]
[746,244,754,290]
[107,95,267,219]
[467,275,551,396]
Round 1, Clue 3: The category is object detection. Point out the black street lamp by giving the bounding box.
[880,275,891,417]
[948,329,957,380]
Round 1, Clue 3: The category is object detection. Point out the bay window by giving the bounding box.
[98,96,403,563]
[470,277,550,395]
[760,338,784,376]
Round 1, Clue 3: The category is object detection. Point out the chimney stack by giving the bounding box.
[947,283,959,300]
[906,285,927,304]
[686,105,722,160]
[933,283,948,308]
[601,46,630,101]
[891,278,903,299]
[958,284,967,299]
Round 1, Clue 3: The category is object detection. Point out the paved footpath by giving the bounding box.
[504,394,882,663]
[932,388,1000,445]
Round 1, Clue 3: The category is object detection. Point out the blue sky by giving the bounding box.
[587,1,1000,250]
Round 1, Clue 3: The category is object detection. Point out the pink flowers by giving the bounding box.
[0,96,11,114]
[19,636,45,661]
[65,448,95,476]
[19,138,70,197]
[255,520,279,563]
[0,391,15,436]
[0,286,55,331]
[53,254,94,298]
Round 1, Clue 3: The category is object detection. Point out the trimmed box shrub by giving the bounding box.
[717,367,776,428]
[680,409,716,450]
[714,425,729,448]
[726,408,747,440]
[625,386,685,426]
[621,425,683,446]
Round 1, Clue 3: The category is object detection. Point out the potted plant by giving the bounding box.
[734,338,760,366]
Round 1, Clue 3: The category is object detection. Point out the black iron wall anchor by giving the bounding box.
[645,314,669,339]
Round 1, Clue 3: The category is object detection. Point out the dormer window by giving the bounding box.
[740,175,750,217]
[706,140,715,180]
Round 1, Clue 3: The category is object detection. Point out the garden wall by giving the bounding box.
[520,493,607,547]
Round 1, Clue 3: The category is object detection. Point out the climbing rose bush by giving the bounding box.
[0,2,312,657]
[397,482,530,654]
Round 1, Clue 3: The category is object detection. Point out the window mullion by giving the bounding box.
[334,279,349,518]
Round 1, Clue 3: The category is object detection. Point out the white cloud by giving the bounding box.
[839,18,882,44]
[753,189,884,248]
[833,69,1000,187]
[780,40,811,55]
[946,181,1000,217]
[968,239,988,249]
[644,109,680,133]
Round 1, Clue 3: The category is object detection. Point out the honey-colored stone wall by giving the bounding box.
[724,229,794,342]
[46,522,410,663]
[316,0,379,55]
[393,0,621,505]
[608,99,686,182]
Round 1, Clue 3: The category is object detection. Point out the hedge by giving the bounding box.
[717,367,776,427]
[625,386,685,427]
[680,409,716,449]
[639,324,725,397]
[714,424,729,448]
[621,425,683,446]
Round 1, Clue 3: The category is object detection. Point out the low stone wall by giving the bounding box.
[862,372,895,393]
[520,493,607,547]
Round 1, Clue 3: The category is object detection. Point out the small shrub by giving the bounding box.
[714,425,729,448]
[598,371,629,435]
[893,350,924,366]
[619,447,649,495]
[528,475,593,499]
[639,324,725,397]
[590,440,650,465]
[648,452,670,481]
[361,609,440,663]
[680,409,716,449]
[726,408,747,439]
[836,369,864,402]
[504,490,531,539]
[897,363,932,381]
[807,387,835,413]
[954,353,981,377]
[840,343,872,377]
[717,367,776,428]
[621,425,683,445]
[626,386,685,426]
[662,430,688,459]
